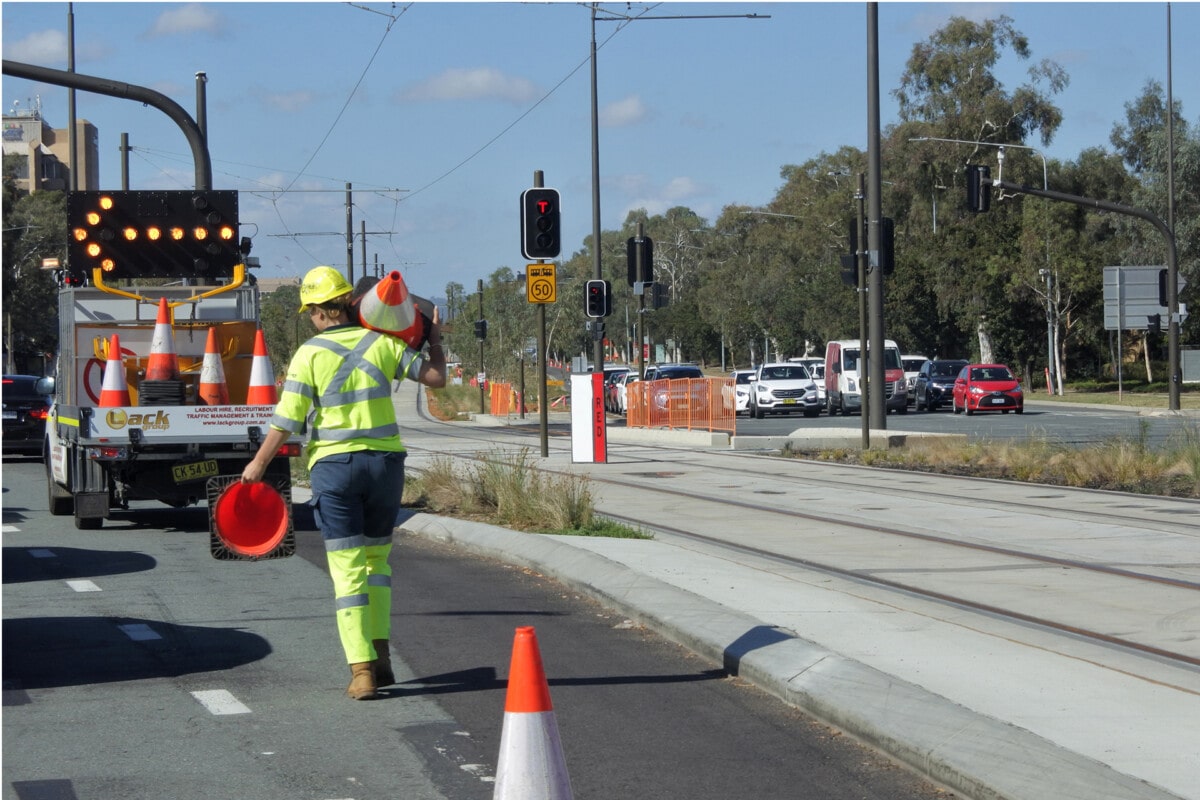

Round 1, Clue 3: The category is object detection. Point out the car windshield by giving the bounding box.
[971,367,1013,381]
[2,375,48,401]
[843,349,901,371]
[903,359,925,371]
[764,366,808,380]
[932,362,963,378]
[734,372,753,384]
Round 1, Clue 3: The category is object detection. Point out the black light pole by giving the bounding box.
[589,4,768,371]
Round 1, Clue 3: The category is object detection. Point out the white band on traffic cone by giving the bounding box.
[198,327,229,405]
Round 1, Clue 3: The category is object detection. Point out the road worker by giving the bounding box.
[240,265,446,700]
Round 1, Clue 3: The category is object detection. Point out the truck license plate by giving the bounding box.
[173,459,218,483]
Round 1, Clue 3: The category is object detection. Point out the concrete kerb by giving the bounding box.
[397,512,1178,800]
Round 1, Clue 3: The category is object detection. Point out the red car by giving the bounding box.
[951,363,1024,415]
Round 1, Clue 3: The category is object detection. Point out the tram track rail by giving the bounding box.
[400,408,1200,674]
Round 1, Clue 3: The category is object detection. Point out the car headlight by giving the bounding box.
[846,378,857,392]
[970,385,985,395]
[1012,385,1023,395]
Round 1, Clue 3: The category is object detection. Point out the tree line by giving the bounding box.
[441,15,1197,389]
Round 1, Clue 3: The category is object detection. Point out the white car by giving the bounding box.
[725,369,756,415]
[750,363,822,419]
[615,371,640,413]
[901,355,929,406]
[789,357,827,405]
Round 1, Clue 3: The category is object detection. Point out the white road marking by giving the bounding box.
[2,525,19,533]
[190,689,251,715]
[118,623,161,641]
[66,579,101,592]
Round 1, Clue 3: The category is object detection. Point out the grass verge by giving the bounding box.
[785,420,1200,498]
[405,447,651,539]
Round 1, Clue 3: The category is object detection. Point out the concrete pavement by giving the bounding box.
[380,392,1200,800]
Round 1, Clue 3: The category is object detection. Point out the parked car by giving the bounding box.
[2,374,52,458]
[724,369,756,415]
[914,359,968,412]
[901,355,929,406]
[602,365,632,413]
[750,363,821,418]
[952,364,1024,415]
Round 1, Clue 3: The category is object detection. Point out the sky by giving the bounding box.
[3,1,1197,300]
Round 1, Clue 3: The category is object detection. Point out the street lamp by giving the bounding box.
[588,4,768,370]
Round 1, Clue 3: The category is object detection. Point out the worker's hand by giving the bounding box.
[240,458,267,484]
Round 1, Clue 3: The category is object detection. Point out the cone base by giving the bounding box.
[493,712,573,800]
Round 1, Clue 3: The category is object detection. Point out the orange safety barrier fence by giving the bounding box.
[626,377,736,434]
[488,382,524,416]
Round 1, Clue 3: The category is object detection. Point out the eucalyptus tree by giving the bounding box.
[892,14,1067,366]
[2,163,64,370]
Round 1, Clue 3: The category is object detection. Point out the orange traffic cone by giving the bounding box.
[99,333,132,407]
[198,327,230,405]
[493,627,573,800]
[246,329,277,405]
[357,270,426,349]
[144,297,180,381]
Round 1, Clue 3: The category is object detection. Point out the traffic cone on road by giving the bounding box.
[492,626,573,800]
[144,297,180,381]
[245,329,277,405]
[99,334,131,407]
[198,327,230,405]
[357,270,427,349]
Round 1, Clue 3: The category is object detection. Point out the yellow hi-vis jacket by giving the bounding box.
[270,324,425,470]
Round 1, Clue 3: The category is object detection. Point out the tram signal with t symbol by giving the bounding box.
[521,188,561,260]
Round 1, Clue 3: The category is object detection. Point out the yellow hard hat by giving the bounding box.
[298,266,352,312]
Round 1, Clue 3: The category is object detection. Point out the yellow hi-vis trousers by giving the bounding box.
[326,540,392,664]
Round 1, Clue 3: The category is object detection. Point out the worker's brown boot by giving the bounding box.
[346,662,379,700]
[373,639,395,687]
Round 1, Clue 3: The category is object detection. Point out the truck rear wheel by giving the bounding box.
[46,450,74,516]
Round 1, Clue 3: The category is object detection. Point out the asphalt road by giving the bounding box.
[2,456,952,800]
[694,400,1198,447]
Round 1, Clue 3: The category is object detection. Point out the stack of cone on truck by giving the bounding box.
[246,329,277,405]
[198,327,230,405]
[492,626,573,800]
[99,333,131,407]
[356,270,431,350]
[145,297,180,381]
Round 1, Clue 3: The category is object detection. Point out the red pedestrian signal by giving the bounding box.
[521,188,561,260]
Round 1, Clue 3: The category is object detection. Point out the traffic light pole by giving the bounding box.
[534,171,549,458]
[855,174,870,449]
[994,178,1181,411]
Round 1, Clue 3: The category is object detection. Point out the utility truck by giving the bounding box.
[41,189,298,557]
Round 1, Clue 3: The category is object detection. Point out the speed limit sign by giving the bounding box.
[526,263,557,304]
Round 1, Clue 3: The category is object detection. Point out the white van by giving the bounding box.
[824,339,907,415]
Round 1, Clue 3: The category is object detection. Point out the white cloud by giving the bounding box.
[256,89,319,114]
[6,30,68,64]
[396,67,539,104]
[143,4,227,39]
[600,94,647,128]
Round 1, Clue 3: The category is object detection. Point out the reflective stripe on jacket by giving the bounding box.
[271,324,424,468]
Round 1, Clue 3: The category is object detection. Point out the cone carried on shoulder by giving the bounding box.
[246,329,277,405]
[492,626,573,800]
[357,270,428,349]
[198,327,229,405]
[145,297,180,381]
[99,333,131,407]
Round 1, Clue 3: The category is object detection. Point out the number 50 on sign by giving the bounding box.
[526,263,557,304]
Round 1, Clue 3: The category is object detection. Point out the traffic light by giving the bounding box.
[474,319,488,340]
[966,165,991,213]
[626,236,653,286]
[67,190,241,280]
[521,188,561,260]
[1147,314,1162,334]
[585,279,610,318]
